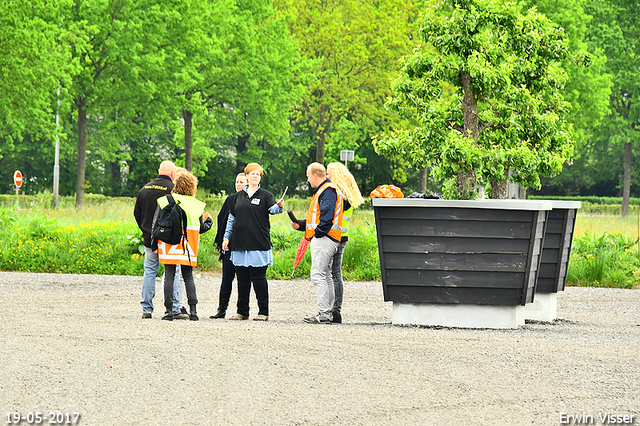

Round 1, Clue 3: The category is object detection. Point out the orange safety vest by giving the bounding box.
[305,181,345,241]
[157,194,206,267]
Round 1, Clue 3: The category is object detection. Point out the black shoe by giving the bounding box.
[332,312,342,324]
[162,312,173,321]
[142,312,152,319]
[209,309,226,319]
[189,305,199,321]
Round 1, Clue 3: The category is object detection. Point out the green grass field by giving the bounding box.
[1,200,638,287]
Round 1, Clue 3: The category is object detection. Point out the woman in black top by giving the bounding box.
[210,173,248,319]
[221,163,284,321]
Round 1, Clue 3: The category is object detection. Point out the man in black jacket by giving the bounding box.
[134,161,182,319]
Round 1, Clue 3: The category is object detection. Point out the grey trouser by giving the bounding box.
[310,236,339,321]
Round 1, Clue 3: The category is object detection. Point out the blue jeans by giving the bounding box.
[141,246,181,313]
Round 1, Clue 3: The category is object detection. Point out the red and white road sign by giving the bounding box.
[13,170,23,188]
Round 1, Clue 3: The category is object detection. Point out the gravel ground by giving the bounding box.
[1,271,639,426]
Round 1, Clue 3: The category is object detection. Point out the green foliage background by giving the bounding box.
[2,197,639,289]
[0,201,381,281]
[2,0,634,204]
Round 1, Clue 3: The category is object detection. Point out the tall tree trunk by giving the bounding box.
[316,131,326,165]
[182,109,193,171]
[418,167,428,193]
[457,170,477,200]
[75,97,87,209]
[235,134,250,174]
[108,161,121,196]
[490,179,508,199]
[460,71,480,143]
[457,71,479,199]
[622,142,631,216]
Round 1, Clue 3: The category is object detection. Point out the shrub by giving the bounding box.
[567,232,640,289]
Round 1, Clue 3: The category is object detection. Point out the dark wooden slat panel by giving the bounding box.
[536,278,558,293]
[378,218,533,239]
[543,233,562,248]
[548,209,567,220]
[385,286,524,305]
[538,262,559,277]
[541,248,560,263]
[380,235,531,254]
[535,207,576,294]
[383,252,529,271]
[384,269,526,288]
[374,204,558,306]
[376,207,534,222]
[545,219,565,234]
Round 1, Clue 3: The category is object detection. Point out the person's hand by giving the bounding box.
[277,198,285,208]
[222,238,229,252]
[291,222,299,230]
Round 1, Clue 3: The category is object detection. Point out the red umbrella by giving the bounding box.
[292,237,310,277]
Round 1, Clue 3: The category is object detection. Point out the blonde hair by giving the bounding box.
[327,162,364,208]
[173,171,198,196]
[244,163,264,176]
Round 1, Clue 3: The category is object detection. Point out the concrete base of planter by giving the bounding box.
[524,292,557,322]
[392,302,525,329]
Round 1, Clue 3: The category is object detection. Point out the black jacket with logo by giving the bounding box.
[134,175,174,247]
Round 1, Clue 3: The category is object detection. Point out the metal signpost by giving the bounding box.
[340,150,354,168]
[13,170,23,195]
[53,87,61,209]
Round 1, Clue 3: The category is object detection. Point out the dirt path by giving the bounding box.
[1,272,638,425]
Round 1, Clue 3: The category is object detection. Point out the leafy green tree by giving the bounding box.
[156,0,303,182]
[0,0,71,155]
[59,0,146,206]
[521,0,611,146]
[275,0,423,166]
[521,0,613,199]
[375,0,582,199]
[583,0,640,214]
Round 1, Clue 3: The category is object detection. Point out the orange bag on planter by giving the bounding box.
[369,185,404,198]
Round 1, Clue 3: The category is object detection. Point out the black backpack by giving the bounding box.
[152,194,187,245]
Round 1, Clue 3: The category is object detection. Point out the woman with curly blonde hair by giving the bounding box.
[154,171,212,321]
[326,162,364,323]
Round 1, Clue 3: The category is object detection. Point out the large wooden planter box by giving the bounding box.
[525,200,581,321]
[372,198,552,328]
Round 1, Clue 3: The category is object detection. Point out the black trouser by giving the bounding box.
[217,250,236,311]
[235,265,269,316]
[164,264,197,313]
